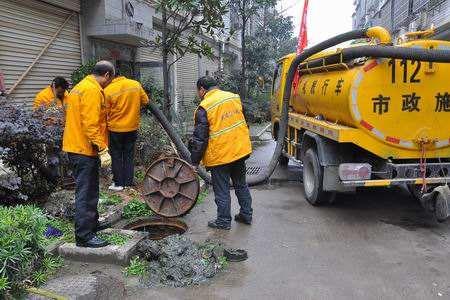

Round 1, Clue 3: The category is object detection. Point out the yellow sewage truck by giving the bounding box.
[271,27,450,221]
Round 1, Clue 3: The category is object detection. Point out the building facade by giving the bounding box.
[1,0,242,112]
[352,0,450,40]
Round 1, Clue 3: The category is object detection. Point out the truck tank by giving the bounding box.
[292,39,450,154]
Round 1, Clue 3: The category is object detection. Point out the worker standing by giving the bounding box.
[34,77,69,109]
[104,74,149,191]
[62,61,114,248]
[190,76,253,230]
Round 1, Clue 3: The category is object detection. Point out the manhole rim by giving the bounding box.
[123,216,188,240]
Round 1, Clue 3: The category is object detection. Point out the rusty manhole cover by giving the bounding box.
[143,157,199,217]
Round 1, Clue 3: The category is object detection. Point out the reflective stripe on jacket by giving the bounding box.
[104,76,149,132]
[62,75,108,156]
[33,86,67,109]
[197,89,252,167]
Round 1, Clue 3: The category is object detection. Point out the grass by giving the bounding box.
[218,256,228,269]
[196,189,209,205]
[98,191,123,214]
[122,198,153,219]
[98,232,130,246]
[124,256,148,277]
[46,217,75,243]
[32,255,64,286]
[134,169,146,183]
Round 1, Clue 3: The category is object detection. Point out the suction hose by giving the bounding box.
[149,27,450,186]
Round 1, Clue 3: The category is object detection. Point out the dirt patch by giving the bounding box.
[43,189,75,219]
[136,235,226,287]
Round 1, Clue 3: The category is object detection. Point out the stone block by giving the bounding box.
[58,229,148,266]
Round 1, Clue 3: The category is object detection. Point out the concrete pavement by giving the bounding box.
[127,169,450,299]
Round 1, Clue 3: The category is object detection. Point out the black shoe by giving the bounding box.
[76,236,110,248]
[234,214,252,225]
[96,221,112,232]
[207,220,231,230]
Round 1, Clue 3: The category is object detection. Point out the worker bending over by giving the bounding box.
[190,76,253,230]
[34,76,69,109]
[105,74,149,191]
[62,61,114,248]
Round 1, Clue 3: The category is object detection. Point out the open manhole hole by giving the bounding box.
[124,216,187,240]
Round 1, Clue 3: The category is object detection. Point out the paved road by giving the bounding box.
[128,164,450,299]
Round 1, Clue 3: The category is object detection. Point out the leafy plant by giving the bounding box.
[151,0,228,118]
[218,256,228,269]
[124,256,148,277]
[71,60,96,87]
[0,205,62,297]
[32,255,64,286]
[46,217,75,243]
[0,101,66,204]
[134,169,146,184]
[122,199,153,219]
[99,191,123,206]
[98,232,130,246]
[196,189,209,205]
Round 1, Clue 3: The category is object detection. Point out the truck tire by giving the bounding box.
[303,148,335,205]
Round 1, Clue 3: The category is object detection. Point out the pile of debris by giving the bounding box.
[137,235,226,287]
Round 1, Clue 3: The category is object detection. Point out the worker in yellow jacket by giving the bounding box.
[189,76,253,230]
[34,77,69,109]
[104,75,149,191]
[62,61,114,248]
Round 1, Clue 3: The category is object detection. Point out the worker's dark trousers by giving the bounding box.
[210,158,253,226]
[68,153,100,242]
[109,131,137,187]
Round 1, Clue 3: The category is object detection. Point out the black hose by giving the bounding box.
[248,29,369,186]
[148,102,211,182]
[341,45,450,62]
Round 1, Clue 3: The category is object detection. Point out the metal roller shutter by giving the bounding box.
[136,46,164,86]
[0,0,81,108]
[176,52,199,113]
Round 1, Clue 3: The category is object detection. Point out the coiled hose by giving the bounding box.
[149,28,450,186]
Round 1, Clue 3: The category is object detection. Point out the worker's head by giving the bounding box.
[92,60,115,88]
[196,76,218,100]
[52,77,69,99]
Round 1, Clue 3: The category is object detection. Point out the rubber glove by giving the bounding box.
[99,148,112,168]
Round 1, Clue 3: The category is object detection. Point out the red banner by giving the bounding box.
[292,0,309,92]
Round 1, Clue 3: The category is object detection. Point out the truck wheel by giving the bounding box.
[407,184,433,203]
[279,154,289,166]
[303,148,335,205]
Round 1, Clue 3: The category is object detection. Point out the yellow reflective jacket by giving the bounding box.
[197,89,252,167]
[104,76,149,132]
[33,86,67,109]
[62,75,108,156]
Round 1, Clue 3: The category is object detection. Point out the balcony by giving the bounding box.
[87,19,156,46]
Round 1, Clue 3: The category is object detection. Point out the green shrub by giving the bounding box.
[98,232,130,246]
[124,256,148,277]
[122,199,153,219]
[135,113,171,167]
[0,205,61,297]
[71,60,96,87]
[46,217,75,243]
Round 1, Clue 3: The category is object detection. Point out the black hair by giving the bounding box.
[92,61,115,77]
[196,76,217,91]
[52,76,69,90]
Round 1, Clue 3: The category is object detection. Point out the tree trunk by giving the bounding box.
[161,7,171,120]
[240,16,247,101]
